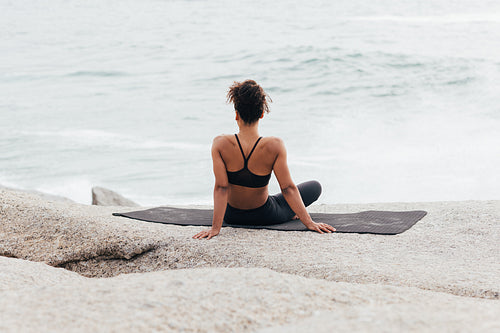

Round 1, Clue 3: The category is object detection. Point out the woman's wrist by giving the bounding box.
[300,216,314,226]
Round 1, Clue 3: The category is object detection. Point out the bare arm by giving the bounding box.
[272,138,335,234]
[193,137,229,239]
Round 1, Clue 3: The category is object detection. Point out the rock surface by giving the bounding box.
[1,189,498,299]
[91,186,139,206]
[0,184,73,203]
[0,188,499,331]
[0,257,499,333]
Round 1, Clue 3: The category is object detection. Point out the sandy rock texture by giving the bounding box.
[0,257,499,333]
[0,188,499,331]
[1,189,498,300]
[0,184,73,203]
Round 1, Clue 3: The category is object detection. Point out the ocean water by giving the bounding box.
[1,0,499,205]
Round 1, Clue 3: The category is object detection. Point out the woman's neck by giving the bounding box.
[237,122,260,138]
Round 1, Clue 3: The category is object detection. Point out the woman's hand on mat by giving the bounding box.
[192,228,220,240]
[305,221,336,234]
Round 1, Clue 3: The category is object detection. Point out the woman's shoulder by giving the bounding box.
[212,134,235,148]
[261,135,283,143]
[261,136,285,153]
[260,135,282,145]
[212,134,285,152]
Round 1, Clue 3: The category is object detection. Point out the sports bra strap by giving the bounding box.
[246,137,262,161]
[234,134,246,160]
[234,134,263,166]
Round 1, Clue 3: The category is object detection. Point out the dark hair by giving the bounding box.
[226,80,271,124]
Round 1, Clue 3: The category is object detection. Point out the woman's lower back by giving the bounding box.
[227,185,269,210]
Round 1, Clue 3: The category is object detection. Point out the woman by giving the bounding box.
[193,80,336,239]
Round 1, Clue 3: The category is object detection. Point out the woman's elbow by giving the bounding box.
[280,184,297,196]
[214,184,229,193]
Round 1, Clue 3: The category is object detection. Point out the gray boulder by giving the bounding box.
[91,186,139,207]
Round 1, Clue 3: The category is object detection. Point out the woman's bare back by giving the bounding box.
[215,134,280,209]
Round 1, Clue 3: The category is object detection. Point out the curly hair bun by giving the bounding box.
[227,80,271,124]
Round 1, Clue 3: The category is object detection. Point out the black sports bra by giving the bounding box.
[226,134,271,188]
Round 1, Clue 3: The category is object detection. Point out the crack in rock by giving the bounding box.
[55,245,158,270]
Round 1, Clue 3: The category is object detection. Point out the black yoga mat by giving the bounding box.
[113,207,427,235]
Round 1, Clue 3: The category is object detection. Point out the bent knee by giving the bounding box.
[309,180,322,200]
[299,180,322,204]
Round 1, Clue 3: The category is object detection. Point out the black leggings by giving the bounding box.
[224,180,322,225]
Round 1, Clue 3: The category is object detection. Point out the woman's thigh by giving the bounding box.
[224,181,322,225]
[270,180,322,221]
[272,180,322,207]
